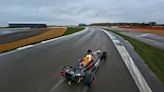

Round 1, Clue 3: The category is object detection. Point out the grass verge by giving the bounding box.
[105,29,164,84]
[63,27,85,36]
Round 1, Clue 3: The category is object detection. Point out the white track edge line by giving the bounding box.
[102,29,152,92]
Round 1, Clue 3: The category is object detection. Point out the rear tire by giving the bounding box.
[85,74,94,88]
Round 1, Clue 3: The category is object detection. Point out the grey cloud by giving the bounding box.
[0,0,164,26]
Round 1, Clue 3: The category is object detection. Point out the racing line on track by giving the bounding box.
[102,29,152,92]
[49,79,65,92]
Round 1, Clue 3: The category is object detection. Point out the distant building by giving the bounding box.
[8,23,47,28]
[79,23,87,26]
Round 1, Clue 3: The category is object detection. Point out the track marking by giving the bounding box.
[113,39,120,43]
[49,79,65,92]
[102,29,152,92]
[140,33,154,37]
[17,45,34,50]
[116,46,152,92]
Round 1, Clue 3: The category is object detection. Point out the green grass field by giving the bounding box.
[105,29,164,84]
[63,27,85,36]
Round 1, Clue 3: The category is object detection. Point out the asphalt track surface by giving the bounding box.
[0,28,139,92]
[120,31,164,50]
[0,28,29,35]
[0,29,47,44]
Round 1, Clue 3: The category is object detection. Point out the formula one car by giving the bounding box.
[60,50,107,87]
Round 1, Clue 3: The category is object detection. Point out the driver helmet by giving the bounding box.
[87,49,93,54]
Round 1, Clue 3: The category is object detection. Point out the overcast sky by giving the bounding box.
[0,0,164,26]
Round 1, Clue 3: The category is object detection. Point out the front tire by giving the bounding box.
[101,51,107,61]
